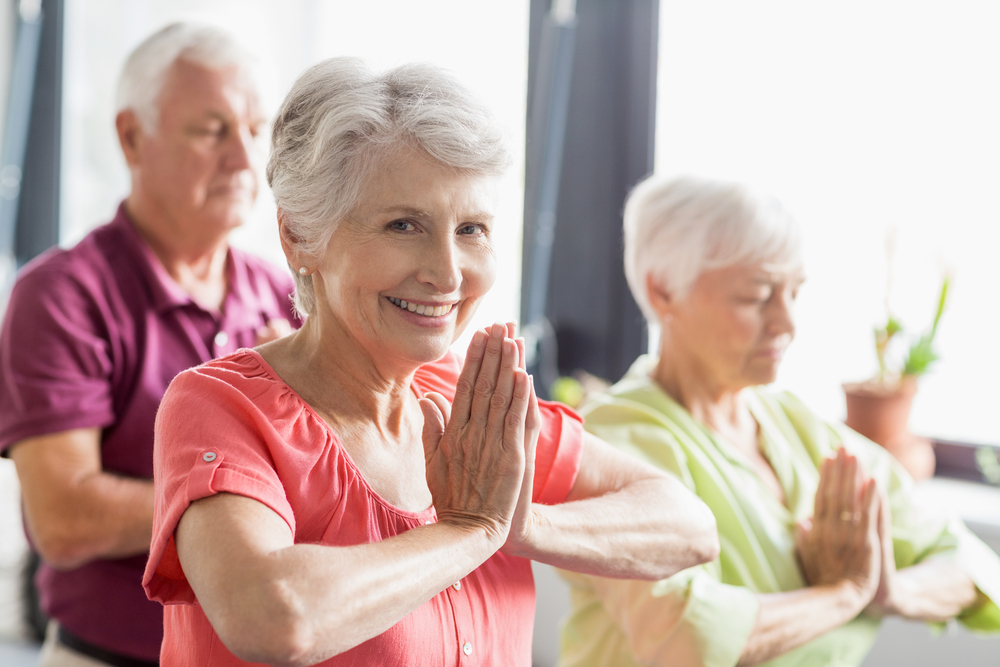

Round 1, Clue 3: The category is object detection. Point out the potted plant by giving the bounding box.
[842,274,950,481]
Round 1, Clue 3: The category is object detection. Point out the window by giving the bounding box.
[656,0,1000,446]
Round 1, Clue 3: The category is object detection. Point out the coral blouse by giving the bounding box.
[143,348,584,666]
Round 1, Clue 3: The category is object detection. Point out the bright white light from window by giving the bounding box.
[656,1,1000,445]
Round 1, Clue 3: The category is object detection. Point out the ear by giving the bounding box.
[277,209,311,273]
[116,110,145,168]
[646,272,674,321]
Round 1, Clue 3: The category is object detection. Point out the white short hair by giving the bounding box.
[116,22,258,132]
[623,174,803,322]
[268,57,512,317]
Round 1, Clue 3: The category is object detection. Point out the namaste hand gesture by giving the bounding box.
[419,323,539,549]
[796,448,882,606]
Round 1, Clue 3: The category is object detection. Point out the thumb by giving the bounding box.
[418,393,448,463]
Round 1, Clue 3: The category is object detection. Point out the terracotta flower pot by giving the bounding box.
[842,378,935,481]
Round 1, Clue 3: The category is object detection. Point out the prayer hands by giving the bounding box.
[865,486,899,617]
[419,323,537,549]
[796,448,881,609]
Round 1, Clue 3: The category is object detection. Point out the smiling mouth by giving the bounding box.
[387,297,455,318]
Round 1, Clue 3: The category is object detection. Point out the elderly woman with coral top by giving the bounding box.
[140,59,719,666]
[556,175,1000,667]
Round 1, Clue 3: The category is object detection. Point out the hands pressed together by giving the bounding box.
[796,447,898,616]
[419,322,541,554]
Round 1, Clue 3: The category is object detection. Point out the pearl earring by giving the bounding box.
[298,267,308,275]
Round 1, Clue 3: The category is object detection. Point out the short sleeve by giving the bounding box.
[413,350,584,506]
[143,367,297,605]
[559,564,759,667]
[0,260,115,452]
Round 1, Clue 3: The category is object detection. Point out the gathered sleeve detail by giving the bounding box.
[143,361,300,605]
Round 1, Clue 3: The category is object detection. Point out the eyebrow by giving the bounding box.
[379,205,494,223]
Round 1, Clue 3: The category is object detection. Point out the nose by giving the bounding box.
[416,234,462,295]
[222,124,258,172]
[767,288,796,339]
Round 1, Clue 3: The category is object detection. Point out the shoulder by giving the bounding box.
[579,374,691,481]
[164,350,282,409]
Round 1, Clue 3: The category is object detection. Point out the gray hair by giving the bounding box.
[116,22,258,132]
[623,174,803,322]
[268,57,512,317]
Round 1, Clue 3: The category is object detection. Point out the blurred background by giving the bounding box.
[1,0,998,665]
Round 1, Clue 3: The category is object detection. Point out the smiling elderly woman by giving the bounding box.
[556,175,1000,667]
[140,60,719,666]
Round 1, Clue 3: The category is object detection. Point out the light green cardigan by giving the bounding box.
[557,355,1000,667]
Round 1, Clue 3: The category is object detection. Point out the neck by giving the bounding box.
[272,314,418,438]
[124,197,230,310]
[652,336,751,437]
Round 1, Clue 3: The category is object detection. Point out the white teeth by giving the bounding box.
[388,297,454,317]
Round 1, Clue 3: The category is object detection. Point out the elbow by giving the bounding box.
[689,503,720,567]
[213,579,333,667]
[654,500,719,580]
[32,530,99,571]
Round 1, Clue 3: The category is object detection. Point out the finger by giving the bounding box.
[814,456,832,519]
[486,338,520,446]
[515,337,527,371]
[450,329,488,426]
[505,321,518,339]
[423,391,452,425]
[418,397,446,465]
[859,478,879,537]
[820,452,842,521]
[470,324,507,429]
[502,369,531,454]
[525,375,540,445]
[839,452,859,515]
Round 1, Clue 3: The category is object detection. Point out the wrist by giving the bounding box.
[825,578,876,618]
[434,510,509,551]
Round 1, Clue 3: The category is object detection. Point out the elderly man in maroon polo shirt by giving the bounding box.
[0,23,296,667]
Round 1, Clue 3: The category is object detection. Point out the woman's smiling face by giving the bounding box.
[310,144,498,368]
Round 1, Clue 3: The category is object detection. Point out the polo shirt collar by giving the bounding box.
[109,203,242,319]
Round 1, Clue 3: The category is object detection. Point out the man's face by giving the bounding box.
[129,59,264,244]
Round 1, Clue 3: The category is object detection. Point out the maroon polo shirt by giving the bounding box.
[0,203,297,661]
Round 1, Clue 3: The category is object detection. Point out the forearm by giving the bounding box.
[263,524,498,664]
[739,582,869,666]
[46,471,154,565]
[181,496,503,667]
[509,477,719,580]
[886,558,980,622]
[11,429,154,569]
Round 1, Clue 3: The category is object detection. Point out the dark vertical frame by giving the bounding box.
[14,0,62,264]
[522,0,659,387]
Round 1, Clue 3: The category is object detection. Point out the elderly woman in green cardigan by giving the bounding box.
[557,174,1000,667]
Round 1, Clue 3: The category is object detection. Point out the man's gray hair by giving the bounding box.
[116,22,257,132]
[268,57,512,317]
[623,174,803,322]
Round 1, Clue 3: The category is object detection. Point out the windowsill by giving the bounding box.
[914,476,1000,546]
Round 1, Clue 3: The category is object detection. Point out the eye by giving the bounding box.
[390,219,417,232]
[457,223,486,236]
